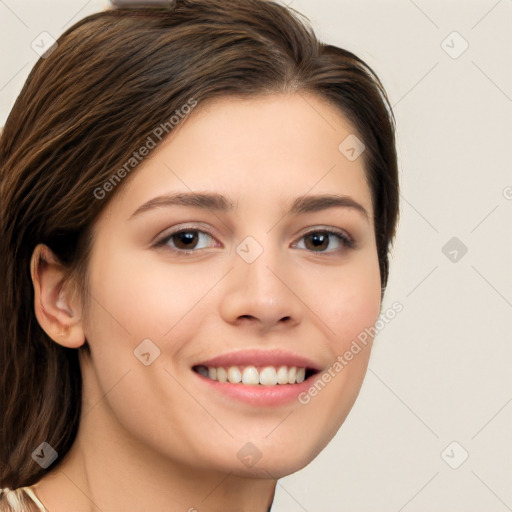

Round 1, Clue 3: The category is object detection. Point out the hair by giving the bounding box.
[0,0,399,490]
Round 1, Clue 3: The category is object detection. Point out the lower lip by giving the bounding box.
[192,370,317,406]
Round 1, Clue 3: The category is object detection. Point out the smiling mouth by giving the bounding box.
[192,364,319,386]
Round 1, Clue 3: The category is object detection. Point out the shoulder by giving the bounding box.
[0,487,47,512]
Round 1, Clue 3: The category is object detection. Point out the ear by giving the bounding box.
[30,243,86,349]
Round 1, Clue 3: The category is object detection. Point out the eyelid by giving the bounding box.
[153,222,216,240]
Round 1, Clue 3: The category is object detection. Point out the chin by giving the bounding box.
[207,433,332,480]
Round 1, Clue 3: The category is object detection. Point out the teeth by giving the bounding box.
[227,366,242,383]
[259,367,278,386]
[242,365,259,385]
[195,364,310,385]
[276,365,289,384]
[197,366,208,377]
[216,367,227,383]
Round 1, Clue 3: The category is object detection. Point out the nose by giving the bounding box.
[218,239,303,333]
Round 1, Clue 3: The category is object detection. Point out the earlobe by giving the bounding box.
[30,243,86,349]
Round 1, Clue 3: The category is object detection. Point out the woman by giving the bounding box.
[0,0,399,510]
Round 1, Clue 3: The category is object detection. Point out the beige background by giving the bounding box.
[1,0,511,510]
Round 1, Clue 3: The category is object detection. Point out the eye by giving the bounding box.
[155,227,219,255]
[293,228,355,253]
[154,225,355,256]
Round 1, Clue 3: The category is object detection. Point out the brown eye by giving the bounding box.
[156,228,218,254]
[304,232,329,251]
[172,230,200,250]
[296,229,355,253]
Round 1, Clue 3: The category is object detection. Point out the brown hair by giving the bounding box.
[0,0,399,490]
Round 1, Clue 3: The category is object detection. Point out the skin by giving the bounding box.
[30,92,382,512]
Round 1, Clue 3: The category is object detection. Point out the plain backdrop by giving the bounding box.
[1,1,511,511]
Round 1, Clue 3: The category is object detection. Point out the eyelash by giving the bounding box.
[154,225,356,256]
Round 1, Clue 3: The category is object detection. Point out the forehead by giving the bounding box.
[99,92,373,222]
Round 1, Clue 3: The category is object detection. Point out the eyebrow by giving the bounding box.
[129,191,370,221]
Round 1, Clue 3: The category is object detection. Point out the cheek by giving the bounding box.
[316,252,382,353]
[300,252,381,430]
[86,246,207,341]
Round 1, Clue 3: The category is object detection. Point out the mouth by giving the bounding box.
[192,364,320,386]
[190,349,323,406]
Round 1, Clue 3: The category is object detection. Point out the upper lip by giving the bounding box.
[192,349,322,372]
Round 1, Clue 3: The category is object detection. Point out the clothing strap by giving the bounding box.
[23,488,47,512]
[0,487,48,512]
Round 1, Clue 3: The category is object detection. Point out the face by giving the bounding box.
[79,92,381,478]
